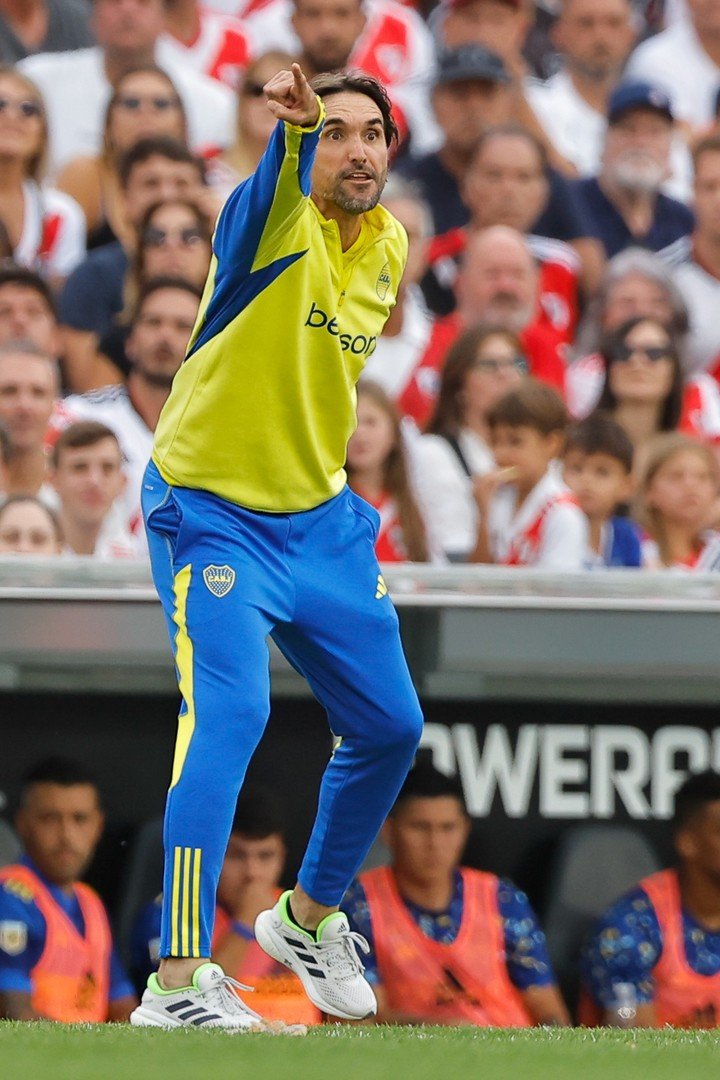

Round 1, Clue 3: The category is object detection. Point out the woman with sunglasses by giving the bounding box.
[57,66,188,251]
[0,65,84,289]
[412,324,528,561]
[205,51,294,201]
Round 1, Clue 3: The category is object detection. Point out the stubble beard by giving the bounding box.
[332,167,388,215]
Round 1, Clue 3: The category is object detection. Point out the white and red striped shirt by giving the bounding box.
[488,463,588,570]
[161,8,253,89]
[641,529,720,571]
[15,181,86,282]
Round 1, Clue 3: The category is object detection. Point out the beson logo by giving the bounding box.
[305,302,377,356]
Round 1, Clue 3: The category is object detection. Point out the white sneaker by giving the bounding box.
[254,891,377,1021]
[130,961,304,1033]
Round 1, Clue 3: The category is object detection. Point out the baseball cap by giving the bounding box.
[607,81,674,125]
[435,44,510,87]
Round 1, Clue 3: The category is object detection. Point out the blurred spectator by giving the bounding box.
[475,379,588,568]
[0,416,8,492]
[53,277,201,538]
[58,136,206,392]
[413,325,526,561]
[247,0,437,153]
[672,137,720,377]
[0,341,57,502]
[162,0,252,88]
[626,0,720,130]
[0,266,60,357]
[49,421,136,558]
[563,412,641,567]
[0,0,92,63]
[130,787,321,1023]
[573,82,693,260]
[346,381,433,563]
[581,770,720,1026]
[0,493,61,553]
[0,757,136,1020]
[423,125,581,342]
[399,226,566,429]
[0,66,85,289]
[345,762,569,1025]
[364,176,433,400]
[19,0,235,174]
[636,434,720,570]
[205,51,294,200]
[525,0,636,177]
[595,316,685,453]
[56,66,189,250]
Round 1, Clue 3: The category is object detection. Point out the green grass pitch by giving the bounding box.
[2,1024,720,1080]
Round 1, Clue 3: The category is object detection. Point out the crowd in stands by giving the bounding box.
[2,0,720,569]
[4,755,720,1028]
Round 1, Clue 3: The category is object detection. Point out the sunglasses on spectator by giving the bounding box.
[143,225,205,248]
[473,356,528,374]
[116,95,181,112]
[243,82,266,99]
[0,97,41,119]
[612,344,671,363]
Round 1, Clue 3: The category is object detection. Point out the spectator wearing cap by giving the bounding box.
[625,0,720,131]
[572,82,694,261]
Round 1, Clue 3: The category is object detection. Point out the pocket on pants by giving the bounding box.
[348,489,381,542]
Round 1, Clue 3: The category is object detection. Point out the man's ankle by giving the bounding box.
[157,957,208,990]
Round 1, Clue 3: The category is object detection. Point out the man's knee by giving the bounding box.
[381,698,424,756]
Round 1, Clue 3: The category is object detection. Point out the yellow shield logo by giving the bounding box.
[202,564,236,597]
[376,262,391,301]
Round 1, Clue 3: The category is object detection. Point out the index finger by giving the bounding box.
[291,62,308,92]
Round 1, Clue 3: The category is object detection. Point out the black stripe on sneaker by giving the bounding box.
[284,935,308,948]
[178,1007,207,1020]
[307,968,326,978]
[296,952,315,963]
[192,1013,222,1026]
[166,999,194,1013]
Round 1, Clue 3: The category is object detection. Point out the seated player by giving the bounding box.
[581,771,720,1028]
[562,412,641,568]
[0,757,136,1021]
[345,763,569,1026]
[130,788,321,1025]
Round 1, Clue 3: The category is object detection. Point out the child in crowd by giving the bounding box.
[346,381,434,563]
[0,495,62,555]
[636,434,720,570]
[563,413,642,568]
[475,380,588,569]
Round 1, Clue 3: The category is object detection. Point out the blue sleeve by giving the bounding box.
[580,886,660,1007]
[343,879,379,986]
[0,884,45,994]
[610,518,642,568]
[128,898,162,992]
[109,946,135,1002]
[497,879,556,990]
[57,254,124,335]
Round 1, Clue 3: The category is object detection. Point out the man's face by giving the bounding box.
[16,783,104,886]
[91,0,164,53]
[123,156,203,227]
[0,285,58,356]
[694,151,720,243]
[432,79,509,154]
[0,354,56,453]
[311,91,389,215]
[677,802,720,884]
[457,235,537,331]
[441,0,528,57]
[463,134,548,231]
[384,797,470,886]
[216,832,285,911]
[553,0,635,82]
[52,438,126,529]
[292,0,365,71]
[603,109,672,193]
[126,288,197,389]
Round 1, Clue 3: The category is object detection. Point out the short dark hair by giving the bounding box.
[52,421,121,468]
[390,763,468,817]
[0,265,56,316]
[231,786,286,840]
[136,275,204,313]
[674,770,720,830]
[486,378,568,435]
[564,412,634,474]
[310,70,398,147]
[118,136,204,190]
[20,757,100,804]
